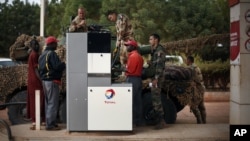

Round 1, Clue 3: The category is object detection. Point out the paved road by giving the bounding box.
[0,102,230,141]
[0,102,229,124]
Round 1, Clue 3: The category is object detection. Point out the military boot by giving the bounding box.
[154,119,165,130]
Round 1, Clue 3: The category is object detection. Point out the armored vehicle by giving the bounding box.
[1,30,206,126]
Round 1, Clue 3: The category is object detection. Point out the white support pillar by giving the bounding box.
[40,0,45,37]
[35,90,41,130]
[229,0,250,124]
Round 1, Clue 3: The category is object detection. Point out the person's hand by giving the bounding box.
[79,20,85,26]
[76,24,80,28]
[74,20,85,29]
[147,60,151,65]
[152,79,158,88]
[71,22,76,26]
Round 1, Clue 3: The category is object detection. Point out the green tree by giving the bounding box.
[1,0,230,57]
[0,0,40,57]
[163,0,229,41]
[99,0,229,44]
[45,0,64,37]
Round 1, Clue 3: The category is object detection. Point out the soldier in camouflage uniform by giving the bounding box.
[69,7,88,32]
[148,33,167,129]
[186,56,206,123]
[107,10,134,81]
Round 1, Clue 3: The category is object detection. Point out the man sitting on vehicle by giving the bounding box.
[69,7,88,32]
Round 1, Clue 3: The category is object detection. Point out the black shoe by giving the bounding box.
[136,122,145,127]
[46,126,61,131]
[133,123,145,128]
[154,121,164,130]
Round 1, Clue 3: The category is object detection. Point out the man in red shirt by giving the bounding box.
[124,40,144,127]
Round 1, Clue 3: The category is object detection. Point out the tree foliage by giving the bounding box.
[0,0,230,90]
[0,0,40,56]
[99,0,229,44]
[0,0,229,58]
[199,58,230,90]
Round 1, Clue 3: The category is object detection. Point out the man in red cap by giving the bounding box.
[124,40,144,127]
[38,36,66,131]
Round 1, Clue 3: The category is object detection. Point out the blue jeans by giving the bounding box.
[126,76,143,125]
[42,81,60,129]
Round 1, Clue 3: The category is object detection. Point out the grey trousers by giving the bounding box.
[42,81,60,129]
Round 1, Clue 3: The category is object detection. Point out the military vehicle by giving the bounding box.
[1,27,225,125]
[0,34,67,125]
[0,62,29,124]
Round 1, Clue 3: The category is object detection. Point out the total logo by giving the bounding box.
[104,89,116,104]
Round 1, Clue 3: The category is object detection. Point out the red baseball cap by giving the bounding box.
[124,40,138,48]
[46,36,58,45]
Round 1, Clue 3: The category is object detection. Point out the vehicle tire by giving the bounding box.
[142,92,160,125]
[169,94,185,112]
[59,97,66,123]
[7,90,29,125]
[0,119,13,140]
[0,101,6,110]
[161,93,177,124]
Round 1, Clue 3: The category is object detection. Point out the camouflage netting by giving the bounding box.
[9,34,45,61]
[162,33,229,54]
[9,33,229,61]
[0,64,28,102]
[9,34,66,62]
[55,45,66,62]
[162,65,203,108]
[55,45,67,93]
[164,65,193,81]
[6,33,223,103]
[7,34,67,95]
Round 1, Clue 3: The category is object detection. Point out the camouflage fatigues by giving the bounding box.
[150,45,166,117]
[115,14,134,65]
[161,64,206,123]
[68,16,87,32]
[150,45,166,84]
[189,63,205,94]
[188,63,206,123]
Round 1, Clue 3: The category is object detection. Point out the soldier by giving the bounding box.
[107,10,134,81]
[186,55,206,123]
[148,33,167,129]
[186,56,205,90]
[69,7,88,32]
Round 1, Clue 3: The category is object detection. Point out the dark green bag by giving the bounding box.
[142,65,156,79]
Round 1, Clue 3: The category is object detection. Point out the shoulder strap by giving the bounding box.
[45,51,51,71]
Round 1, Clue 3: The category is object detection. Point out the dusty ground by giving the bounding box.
[0,102,229,141]
[0,102,229,125]
[0,108,9,122]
